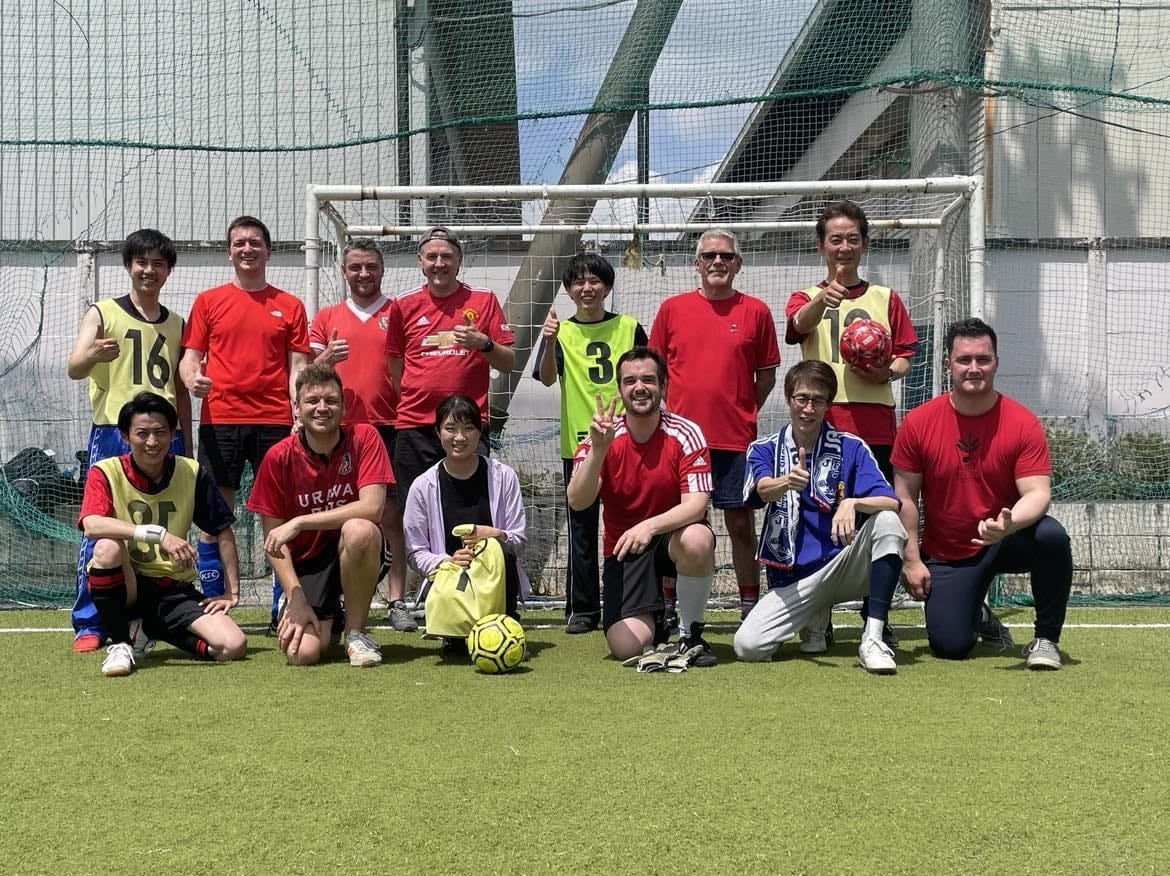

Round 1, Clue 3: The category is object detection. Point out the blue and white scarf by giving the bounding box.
[755,423,844,570]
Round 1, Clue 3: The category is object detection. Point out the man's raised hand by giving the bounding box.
[820,263,848,309]
[318,328,350,364]
[787,446,811,493]
[588,393,618,450]
[973,507,1014,546]
[541,306,560,340]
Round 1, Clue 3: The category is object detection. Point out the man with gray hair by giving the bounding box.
[384,226,515,501]
[649,229,780,625]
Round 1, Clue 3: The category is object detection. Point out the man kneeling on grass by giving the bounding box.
[733,361,907,674]
[246,363,394,667]
[79,392,246,677]
[567,347,718,667]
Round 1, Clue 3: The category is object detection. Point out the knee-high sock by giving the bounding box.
[676,574,713,635]
[197,540,224,598]
[87,566,131,645]
[168,629,214,661]
[864,555,902,628]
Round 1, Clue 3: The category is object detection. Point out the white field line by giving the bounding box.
[5,622,1170,634]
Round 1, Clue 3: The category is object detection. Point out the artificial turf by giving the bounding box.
[2,607,1168,874]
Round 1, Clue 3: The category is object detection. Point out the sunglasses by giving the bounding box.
[698,251,738,263]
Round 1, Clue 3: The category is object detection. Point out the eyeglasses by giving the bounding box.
[698,251,738,263]
[790,394,830,410]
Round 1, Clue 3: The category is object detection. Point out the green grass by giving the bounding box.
[2,607,1169,874]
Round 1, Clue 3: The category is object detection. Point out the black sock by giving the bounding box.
[169,629,214,661]
[87,566,131,644]
[866,555,902,622]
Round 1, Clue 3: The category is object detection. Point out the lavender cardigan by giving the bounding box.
[403,455,530,597]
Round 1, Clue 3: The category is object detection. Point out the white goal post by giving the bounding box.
[303,176,985,400]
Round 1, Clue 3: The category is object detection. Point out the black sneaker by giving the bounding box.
[564,615,598,635]
[881,622,899,649]
[676,622,718,667]
[439,637,469,659]
[978,605,1014,649]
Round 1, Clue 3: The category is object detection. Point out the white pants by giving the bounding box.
[734,510,906,662]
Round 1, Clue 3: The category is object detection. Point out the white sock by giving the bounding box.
[863,616,885,642]
[675,574,712,636]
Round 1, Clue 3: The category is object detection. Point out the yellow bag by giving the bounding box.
[422,535,507,639]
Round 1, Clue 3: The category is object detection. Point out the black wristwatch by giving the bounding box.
[481,337,495,354]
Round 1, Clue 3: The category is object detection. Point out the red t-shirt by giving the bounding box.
[784,281,919,445]
[384,282,515,429]
[572,411,713,557]
[648,290,780,451]
[891,393,1051,561]
[245,424,394,564]
[309,297,398,427]
[182,282,310,424]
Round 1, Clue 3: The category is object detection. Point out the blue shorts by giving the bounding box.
[709,449,749,510]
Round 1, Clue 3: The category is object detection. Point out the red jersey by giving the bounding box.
[573,411,713,557]
[182,282,310,424]
[891,393,1051,561]
[245,424,394,564]
[648,290,780,451]
[309,297,398,426]
[784,281,919,445]
[384,282,514,429]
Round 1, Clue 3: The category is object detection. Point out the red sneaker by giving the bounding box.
[72,633,102,653]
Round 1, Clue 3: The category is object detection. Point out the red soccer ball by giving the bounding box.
[839,318,893,369]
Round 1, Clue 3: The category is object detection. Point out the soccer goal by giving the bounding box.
[304,178,983,600]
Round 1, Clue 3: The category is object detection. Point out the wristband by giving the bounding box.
[133,523,167,545]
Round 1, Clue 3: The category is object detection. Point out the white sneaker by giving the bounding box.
[101,642,136,677]
[128,618,154,660]
[858,637,897,674]
[344,630,383,668]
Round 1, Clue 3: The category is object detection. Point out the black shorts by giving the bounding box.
[709,449,749,510]
[374,424,399,500]
[291,536,389,621]
[602,534,677,633]
[136,577,206,648]
[393,425,490,502]
[198,423,289,490]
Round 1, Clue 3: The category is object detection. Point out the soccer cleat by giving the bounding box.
[385,599,419,633]
[564,615,598,635]
[858,637,897,674]
[676,622,717,667]
[1024,637,1062,670]
[978,605,1014,649]
[440,637,469,659]
[101,642,136,677]
[72,632,103,654]
[344,630,383,668]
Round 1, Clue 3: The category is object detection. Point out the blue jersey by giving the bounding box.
[746,425,895,586]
